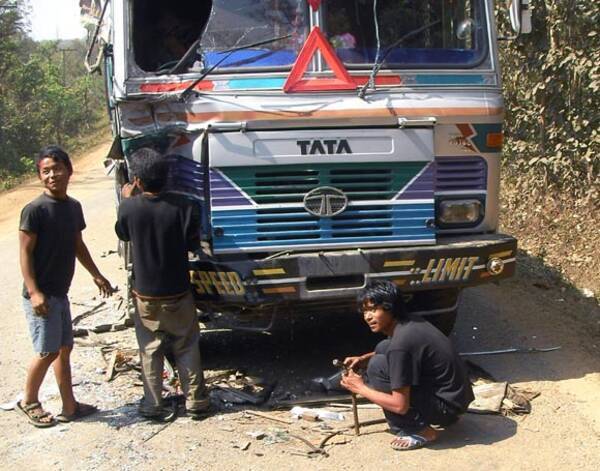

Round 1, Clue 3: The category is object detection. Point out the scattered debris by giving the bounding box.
[290,406,345,422]
[233,440,251,451]
[468,382,508,414]
[581,288,595,298]
[246,431,266,440]
[209,372,275,407]
[273,394,366,409]
[466,361,540,416]
[460,346,561,357]
[244,410,293,425]
[72,301,107,325]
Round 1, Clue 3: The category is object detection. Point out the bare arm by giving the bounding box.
[341,370,411,415]
[19,230,47,315]
[75,232,113,297]
[343,351,376,371]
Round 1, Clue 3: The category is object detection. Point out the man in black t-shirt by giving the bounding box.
[18,146,113,428]
[341,280,474,451]
[115,147,209,422]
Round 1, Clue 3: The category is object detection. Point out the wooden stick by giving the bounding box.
[351,393,360,436]
[244,410,293,425]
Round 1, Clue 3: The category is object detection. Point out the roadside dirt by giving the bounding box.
[0,142,598,470]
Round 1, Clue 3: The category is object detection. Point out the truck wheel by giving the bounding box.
[405,288,461,336]
[426,309,458,336]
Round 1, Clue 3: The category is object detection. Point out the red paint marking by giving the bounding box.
[456,123,475,138]
[307,0,321,11]
[284,27,356,92]
[456,123,477,152]
[172,135,191,148]
[139,81,214,93]
[352,75,402,86]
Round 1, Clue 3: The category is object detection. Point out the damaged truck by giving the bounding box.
[83,0,532,334]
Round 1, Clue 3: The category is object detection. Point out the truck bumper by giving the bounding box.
[189,233,516,309]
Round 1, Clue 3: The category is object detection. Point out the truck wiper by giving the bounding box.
[179,33,292,101]
[358,20,441,99]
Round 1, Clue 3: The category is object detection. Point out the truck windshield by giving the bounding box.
[324,0,487,68]
[199,0,308,70]
[132,0,487,74]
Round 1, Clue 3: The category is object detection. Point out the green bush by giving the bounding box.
[500,0,599,198]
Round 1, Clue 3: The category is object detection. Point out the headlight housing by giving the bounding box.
[437,198,484,227]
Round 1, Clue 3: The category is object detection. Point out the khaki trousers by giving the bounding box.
[133,291,208,414]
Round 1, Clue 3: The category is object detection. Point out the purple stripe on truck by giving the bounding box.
[435,156,487,192]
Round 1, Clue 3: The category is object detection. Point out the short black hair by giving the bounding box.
[357,280,407,321]
[129,147,170,192]
[36,145,73,176]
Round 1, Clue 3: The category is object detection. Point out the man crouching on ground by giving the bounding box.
[341,280,474,451]
[115,147,210,422]
[18,146,113,428]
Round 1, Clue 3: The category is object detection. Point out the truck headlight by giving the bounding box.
[437,199,483,226]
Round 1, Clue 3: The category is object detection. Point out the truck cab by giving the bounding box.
[88,0,531,333]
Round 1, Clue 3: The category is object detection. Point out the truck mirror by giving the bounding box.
[509,0,532,35]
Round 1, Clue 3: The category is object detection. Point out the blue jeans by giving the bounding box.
[23,295,73,356]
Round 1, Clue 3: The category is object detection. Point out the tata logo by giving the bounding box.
[297,139,353,155]
[303,186,348,217]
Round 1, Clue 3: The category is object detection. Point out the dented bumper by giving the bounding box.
[189,233,516,308]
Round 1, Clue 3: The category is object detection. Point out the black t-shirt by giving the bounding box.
[19,193,86,297]
[115,193,200,297]
[387,316,474,411]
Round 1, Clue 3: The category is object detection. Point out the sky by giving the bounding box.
[29,0,87,41]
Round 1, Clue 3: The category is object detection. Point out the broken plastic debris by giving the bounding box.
[290,406,345,421]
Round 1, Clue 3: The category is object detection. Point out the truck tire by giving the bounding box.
[426,309,458,336]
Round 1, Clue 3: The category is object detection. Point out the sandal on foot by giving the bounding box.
[391,434,429,451]
[55,402,98,423]
[16,401,56,428]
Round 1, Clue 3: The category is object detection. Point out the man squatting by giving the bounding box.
[341,280,474,451]
[115,148,210,421]
[18,146,113,427]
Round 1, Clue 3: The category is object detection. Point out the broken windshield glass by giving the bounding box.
[323,0,487,68]
[198,0,308,70]
[132,0,213,73]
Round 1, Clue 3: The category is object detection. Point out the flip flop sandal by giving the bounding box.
[55,402,98,423]
[16,401,57,428]
[391,434,428,451]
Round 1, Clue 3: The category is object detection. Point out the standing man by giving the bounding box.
[341,281,474,451]
[115,147,209,422]
[18,146,113,428]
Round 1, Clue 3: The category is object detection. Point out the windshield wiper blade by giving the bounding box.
[358,20,441,99]
[179,33,292,101]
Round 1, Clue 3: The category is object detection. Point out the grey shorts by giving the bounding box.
[23,295,74,355]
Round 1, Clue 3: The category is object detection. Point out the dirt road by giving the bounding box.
[0,143,598,470]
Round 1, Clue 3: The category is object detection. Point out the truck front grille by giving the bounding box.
[210,162,435,253]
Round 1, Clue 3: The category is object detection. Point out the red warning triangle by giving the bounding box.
[283,27,355,93]
[307,0,321,11]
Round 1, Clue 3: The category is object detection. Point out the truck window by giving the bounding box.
[323,0,487,68]
[132,0,212,73]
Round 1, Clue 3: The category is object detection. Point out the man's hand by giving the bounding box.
[93,275,114,297]
[340,369,366,394]
[121,181,140,199]
[343,355,367,371]
[30,291,48,316]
